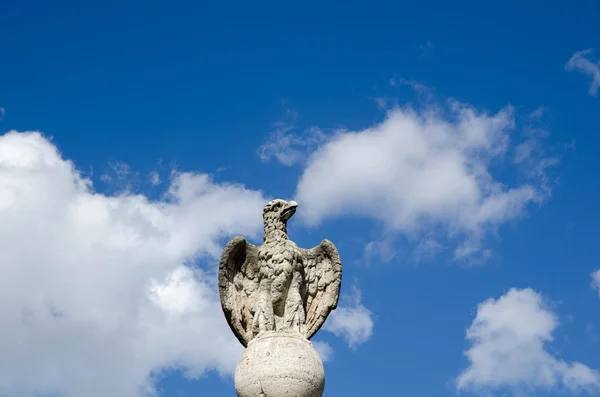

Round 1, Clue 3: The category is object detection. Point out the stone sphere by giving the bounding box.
[235,331,325,397]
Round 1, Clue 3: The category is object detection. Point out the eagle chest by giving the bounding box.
[258,240,300,282]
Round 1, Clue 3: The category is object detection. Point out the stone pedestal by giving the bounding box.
[234,331,325,397]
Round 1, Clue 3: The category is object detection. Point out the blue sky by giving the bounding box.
[0,1,600,396]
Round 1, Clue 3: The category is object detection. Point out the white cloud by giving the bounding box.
[257,108,327,166]
[258,126,326,167]
[0,130,374,397]
[457,288,600,394]
[0,131,270,397]
[389,77,429,93]
[363,237,396,265]
[370,96,397,110]
[100,161,142,193]
[149,170,161,186]
[323,286,374,348]
[566,49,600,96]
[412,237,445,263]
[591,269,600,294]
[311,341,334,362]
[528,106,546,121]
[294,101,556,259]
[389,77,433,103]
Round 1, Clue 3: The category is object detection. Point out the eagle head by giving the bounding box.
[263,199,298,226]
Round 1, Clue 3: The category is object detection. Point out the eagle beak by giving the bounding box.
[281,201,298,220]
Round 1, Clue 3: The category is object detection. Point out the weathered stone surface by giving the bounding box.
[219,199,341,397]
[219,199,342,347]
[234,330,325,397]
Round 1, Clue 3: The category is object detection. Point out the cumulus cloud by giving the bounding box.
[0,131,270,397]
[0,130,375,397]
[457,288,600,394]
[566,49,600,96]
[323,286,374,348]
[294,101,557,259]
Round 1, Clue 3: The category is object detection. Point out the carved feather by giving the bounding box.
[300,239,342,340]
[218,236,260,347]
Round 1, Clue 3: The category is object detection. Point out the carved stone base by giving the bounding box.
[234,330,325,397]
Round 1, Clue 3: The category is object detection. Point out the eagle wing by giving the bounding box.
[218,236,260,347]
[300,239,342,340]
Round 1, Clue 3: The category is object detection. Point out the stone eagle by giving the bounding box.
[218,199,342,347]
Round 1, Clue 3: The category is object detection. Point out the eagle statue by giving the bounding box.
[218,199,342,347]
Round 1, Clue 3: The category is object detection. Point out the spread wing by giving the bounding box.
[218,236,260,347]
[300,239,342,340]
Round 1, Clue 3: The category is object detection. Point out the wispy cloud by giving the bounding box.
[369,96,398,111]
[257,108,327,166]
[419,40,433,58]
[389,77,433,103]
[363,237,396,265]
[591,269,600,295]
[412,238,445,263]
[566,49,600,96]
[389,76,429,93]
[312,341,334,362]
[527,106,546,122]
[100,161,140,192]
[148,170,161,186]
